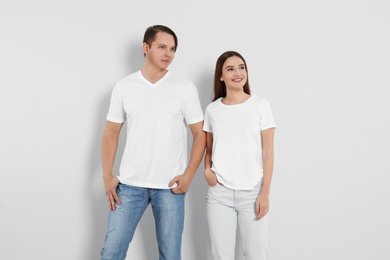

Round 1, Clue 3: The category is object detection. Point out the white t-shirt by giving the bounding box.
[107,70,203,189]
[203,94,276,190]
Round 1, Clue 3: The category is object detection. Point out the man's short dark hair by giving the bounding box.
[143,25,178,51]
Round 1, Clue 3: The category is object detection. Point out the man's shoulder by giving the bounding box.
[116,71,141,86]
[168,71,194,87]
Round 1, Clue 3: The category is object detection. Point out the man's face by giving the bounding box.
[145,32,176,70]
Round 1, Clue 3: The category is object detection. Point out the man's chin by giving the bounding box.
[159,65,170,70]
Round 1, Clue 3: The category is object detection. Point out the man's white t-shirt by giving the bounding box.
[107,70,203,189]
[203,94,276,190]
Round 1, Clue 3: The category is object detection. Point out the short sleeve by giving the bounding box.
[183,84,203,125]
[106,83,126,123]
[203,106,212,133]
[259,99,276,130]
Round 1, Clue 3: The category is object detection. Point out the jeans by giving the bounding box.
[207,181,269,260]
[100,183,185,260]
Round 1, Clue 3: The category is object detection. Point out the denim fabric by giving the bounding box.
[101,183,185,260]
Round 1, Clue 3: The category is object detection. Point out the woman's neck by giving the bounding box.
[222,90,251,105]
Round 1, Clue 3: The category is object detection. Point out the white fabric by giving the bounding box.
[203,95,276,190]
[107,70,203,189]
[207,181,269,260]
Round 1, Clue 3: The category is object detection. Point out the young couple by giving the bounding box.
[100,25,276,260]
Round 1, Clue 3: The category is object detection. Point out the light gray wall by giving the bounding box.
[1,0,389,259]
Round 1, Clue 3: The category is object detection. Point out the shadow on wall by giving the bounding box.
[86,87,122,260]
[185,71,214,259]
[85,40,147,260]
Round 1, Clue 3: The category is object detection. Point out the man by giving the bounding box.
[100,25,205,260]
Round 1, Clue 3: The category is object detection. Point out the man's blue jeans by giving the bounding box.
[100,183,185,260]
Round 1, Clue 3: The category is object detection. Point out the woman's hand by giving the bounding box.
[204,168,218,186]
[256,193,269,219]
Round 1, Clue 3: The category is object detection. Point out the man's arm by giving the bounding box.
[102,121,124,210]
[169,121,206,194]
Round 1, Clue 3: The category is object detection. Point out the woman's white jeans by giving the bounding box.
[206,181,269,260]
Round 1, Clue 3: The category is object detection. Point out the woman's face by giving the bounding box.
[220,56,247,91]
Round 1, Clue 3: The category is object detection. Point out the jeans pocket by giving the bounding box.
[210,183,219,188]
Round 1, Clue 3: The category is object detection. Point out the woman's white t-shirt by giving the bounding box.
[203,94,276,190]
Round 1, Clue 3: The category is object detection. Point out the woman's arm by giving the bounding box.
[256,127,275,219]
[204,132,218,186]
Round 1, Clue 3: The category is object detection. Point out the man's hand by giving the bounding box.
[256,193,269,219]
[169,174,193,194]
[204,168,218,186]
[104,175,121,210]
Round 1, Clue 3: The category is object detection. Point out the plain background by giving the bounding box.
[1,0,389,259]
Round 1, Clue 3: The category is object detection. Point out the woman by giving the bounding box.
[203,51,276,260]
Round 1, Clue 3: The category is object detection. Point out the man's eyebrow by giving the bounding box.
[156,43,175,49]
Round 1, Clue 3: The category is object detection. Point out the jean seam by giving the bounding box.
[120,198,149,260]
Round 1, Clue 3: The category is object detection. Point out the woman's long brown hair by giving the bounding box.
[213,51,251,101]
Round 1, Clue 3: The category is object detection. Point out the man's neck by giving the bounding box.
[141,65,168,84]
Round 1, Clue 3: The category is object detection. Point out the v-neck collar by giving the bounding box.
[138,70,170,87]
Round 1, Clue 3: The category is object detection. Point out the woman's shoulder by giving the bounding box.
[250,94,271,105]
[206,98,222,108]
[203,99,221,117]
